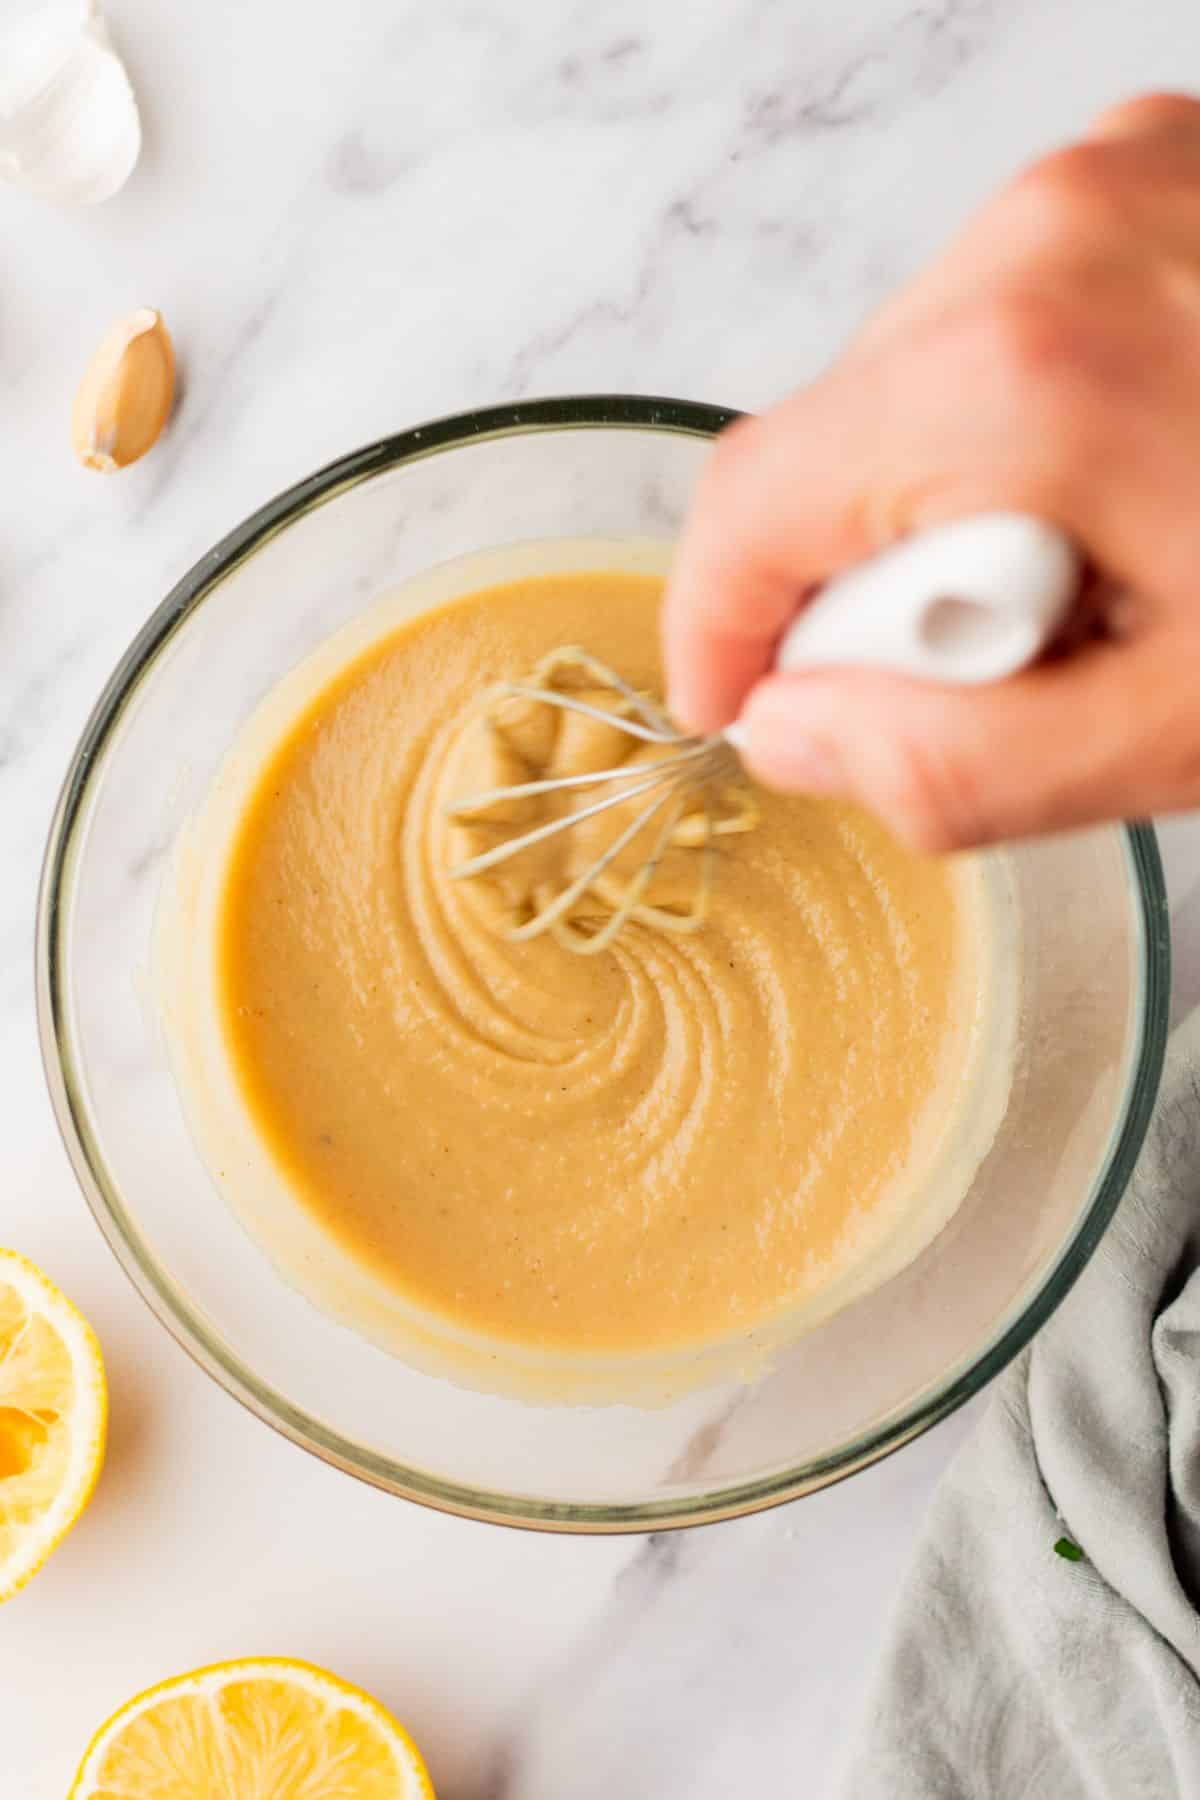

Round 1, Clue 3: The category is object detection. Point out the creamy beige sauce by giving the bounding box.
[164,564,1007,1396]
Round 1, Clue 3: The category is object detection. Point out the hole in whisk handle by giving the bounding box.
[769,513,1080,688]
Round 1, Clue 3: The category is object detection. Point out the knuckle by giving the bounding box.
[1006,144,1127,247]
[1090,90,1200,142]
[982,285,1081,383]
[970,288,1113,477]
[866,736,994,855]
[973,291,1110,464]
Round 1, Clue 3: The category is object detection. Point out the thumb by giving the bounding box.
[736,638,1174,852]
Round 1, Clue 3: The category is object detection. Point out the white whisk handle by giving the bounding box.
[772,512,1079,687]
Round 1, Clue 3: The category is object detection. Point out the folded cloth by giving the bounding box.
[843,1008,1200,1800]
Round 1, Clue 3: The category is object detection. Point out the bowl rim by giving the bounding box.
[36,393,1172,1533]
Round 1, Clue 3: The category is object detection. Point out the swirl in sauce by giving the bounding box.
[206,570,996,1385]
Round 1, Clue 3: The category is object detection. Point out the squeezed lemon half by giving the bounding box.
[70,1657,436,1799]
[0,1249,107,1602]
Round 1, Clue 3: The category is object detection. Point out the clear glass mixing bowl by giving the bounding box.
[37,397,1170,1531]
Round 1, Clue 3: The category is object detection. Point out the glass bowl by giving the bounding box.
[37,397,1170,1532]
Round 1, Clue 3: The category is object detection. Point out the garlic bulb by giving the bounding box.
[0,1,141,205]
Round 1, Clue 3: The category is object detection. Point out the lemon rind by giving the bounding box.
[0,1250,107,1603]
[69,1656,435,1799]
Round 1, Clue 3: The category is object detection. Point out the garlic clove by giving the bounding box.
[0,1,141,206]
[72,308,175,472]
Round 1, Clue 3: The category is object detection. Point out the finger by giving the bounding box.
[662,353,1100,740]
[737,634,1186,851]
[662,398,881,735]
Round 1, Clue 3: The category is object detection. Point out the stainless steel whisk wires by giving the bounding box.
[444,648,753,955]
[443,514,1085,954]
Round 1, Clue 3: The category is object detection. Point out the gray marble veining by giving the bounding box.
[5,2,1200,1795]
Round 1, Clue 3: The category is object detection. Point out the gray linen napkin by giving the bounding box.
[843,1007,1200,1799]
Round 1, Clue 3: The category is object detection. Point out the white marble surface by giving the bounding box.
[5,2,1200,1794]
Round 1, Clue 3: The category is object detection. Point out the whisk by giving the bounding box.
[446,513,1079,955]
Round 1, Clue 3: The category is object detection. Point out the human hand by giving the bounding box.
[663,93,1200,850]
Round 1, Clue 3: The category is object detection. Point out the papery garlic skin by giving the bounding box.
[0,1,141,205]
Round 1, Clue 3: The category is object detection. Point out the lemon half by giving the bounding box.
[70,1657,436,1799]
[0,1249,107,1602]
